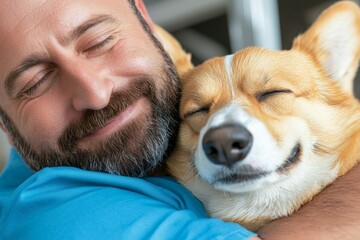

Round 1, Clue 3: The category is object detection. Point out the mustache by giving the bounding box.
[59,78,154,152]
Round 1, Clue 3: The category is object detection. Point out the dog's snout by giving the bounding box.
[202,124,253,167]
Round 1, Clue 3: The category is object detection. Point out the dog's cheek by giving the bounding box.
[184,114,209,134]
[178,123,200,153]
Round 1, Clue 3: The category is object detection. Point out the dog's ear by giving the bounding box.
[292,1,360,94]
[153,25,193,77]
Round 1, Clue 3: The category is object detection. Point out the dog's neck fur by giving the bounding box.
[337,107,360,175]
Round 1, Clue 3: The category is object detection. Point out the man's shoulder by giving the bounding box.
[0,148,34,189]
[0,151,204,215]
[0,150,256,239]
[0,149,191,204]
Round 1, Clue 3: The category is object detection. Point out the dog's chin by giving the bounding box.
[204,143,303,193]
[213,171,280,193]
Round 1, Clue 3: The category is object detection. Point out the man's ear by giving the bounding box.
[135,0,155,30]
[292,1,360,95]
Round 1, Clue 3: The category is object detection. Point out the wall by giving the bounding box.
[0,131,10,171]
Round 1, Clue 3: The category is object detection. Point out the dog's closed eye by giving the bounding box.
[256,89,293,102]
[183,105,210,133]
[184,106,210,118]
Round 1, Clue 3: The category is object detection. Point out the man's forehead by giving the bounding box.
[0,0,57,34]
[0,0,134,92]
[0,0,134,54]
[0,0,125,40]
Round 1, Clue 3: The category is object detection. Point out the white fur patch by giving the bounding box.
[224,54,236,98]
[204,155,339,223]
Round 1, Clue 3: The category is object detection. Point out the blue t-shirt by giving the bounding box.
[0,149,256,240]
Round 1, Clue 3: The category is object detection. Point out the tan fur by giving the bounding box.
[156,1,360,231]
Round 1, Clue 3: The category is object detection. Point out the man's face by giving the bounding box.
[0,0,180,176]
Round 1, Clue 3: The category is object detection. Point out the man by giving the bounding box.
[0,0,359,239]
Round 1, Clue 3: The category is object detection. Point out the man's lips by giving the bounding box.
[78,97,147,143]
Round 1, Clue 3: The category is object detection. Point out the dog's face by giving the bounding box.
[178,47,359,197]
[166,1,360,228]
[179,48,348,193]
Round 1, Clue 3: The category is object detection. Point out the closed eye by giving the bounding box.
[184,106,210,118]
[257,89,292,102]
[84,35,116,53]
[20,68,57,97]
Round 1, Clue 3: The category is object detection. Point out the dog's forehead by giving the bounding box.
[226,48,317,91]
[231,48,294,78]
[181,56,233,100]
[180,47,318,111]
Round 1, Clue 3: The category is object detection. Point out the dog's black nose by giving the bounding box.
[202,124,253,167]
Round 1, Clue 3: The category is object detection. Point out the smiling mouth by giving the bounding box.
[277,143,302,173]
[215,170,270,184]
[78,98,147,144]
[213,143,302,184]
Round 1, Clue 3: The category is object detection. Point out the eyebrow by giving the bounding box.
[67,14,119,45]
[4,14,119,96]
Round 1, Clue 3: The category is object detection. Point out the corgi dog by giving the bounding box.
[157,1,360,231]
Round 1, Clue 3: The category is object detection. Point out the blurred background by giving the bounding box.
[1,0,359,171]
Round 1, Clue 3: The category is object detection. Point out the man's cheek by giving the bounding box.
[20,110,67,151]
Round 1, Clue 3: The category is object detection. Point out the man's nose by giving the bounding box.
[62,60,115,111]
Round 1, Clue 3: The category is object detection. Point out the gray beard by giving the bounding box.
[0,71,180,177]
